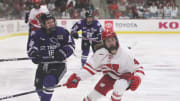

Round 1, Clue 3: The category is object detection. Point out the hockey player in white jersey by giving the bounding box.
[64,30,145,101]
[27,0,49,50]
[29,0,49,32]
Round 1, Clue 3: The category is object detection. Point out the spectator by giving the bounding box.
[132,6,138,19]
[72,9,80,19]
[114,10,122,19]
[143,7,150,19]
[171,4,178,19]
[118,1,127,17]
[79,0,88,9]
[164,3,172,19]
[126,6,134,19]
[86,0,94,11]
[48,0,55,11]
[66,0,76,9]
[80,8,86,18]
[157,3,164,19]
[0,0,179,19]
[0,1,4,17]
[12,0,24,19]
[149,2,158,18]
[55,0,66,13]
[109,0,118,18]
[61,9,71,19]
[136,2,144,18]
[93,8,100,19]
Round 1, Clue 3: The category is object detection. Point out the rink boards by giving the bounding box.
[0,19,180,40]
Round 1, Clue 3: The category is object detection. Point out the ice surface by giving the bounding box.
[0,34,180,101]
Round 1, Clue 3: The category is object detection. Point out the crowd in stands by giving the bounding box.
[0,0,96,19]
[108,0,179,19]
[0,0,179,19]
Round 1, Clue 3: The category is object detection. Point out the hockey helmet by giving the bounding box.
[85,9,94,25]
[33,0,41,3]
[39,13,56,34]
[102,30,117,40]
[33,0,41,9]
[102,30,119,53]
[85,9,93,18]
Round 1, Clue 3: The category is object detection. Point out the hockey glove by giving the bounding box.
[130,75,141,91]
[30,50,42,64]
[119,72,133,81]
[54,49,66,61]
[64,73,81,88]
[72,33,79,39]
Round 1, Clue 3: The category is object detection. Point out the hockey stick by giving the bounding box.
[0,56,60,62]
[79,36,101,42]
[0,57,34,62]
[79,36,135,49]
[0,84,62,100]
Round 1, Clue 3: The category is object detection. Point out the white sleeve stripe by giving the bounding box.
[83,66,95,75]
[84,63,97,73]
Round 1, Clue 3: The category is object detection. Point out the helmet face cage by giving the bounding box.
[102,31,119,53]
[33,0,41,3]
[85,10,93,18]
[85,9,94,25]
[39,14,56,27]
[39,14,57,34]
[33,0,41,9]
[102,31,116,41]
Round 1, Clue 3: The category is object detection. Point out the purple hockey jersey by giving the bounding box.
[28,26,75,61]
[71,19,103,40]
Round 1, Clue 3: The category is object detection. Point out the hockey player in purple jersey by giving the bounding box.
[71,9,103,67]
[27,13,75,101]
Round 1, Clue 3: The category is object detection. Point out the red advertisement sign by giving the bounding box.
[104,21,113,32]
[159,22,179,29]
[61,20,67,26]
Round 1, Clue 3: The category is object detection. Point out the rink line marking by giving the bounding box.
[77,31,180,34]
[115,31,180,34]
[0,33,28,40]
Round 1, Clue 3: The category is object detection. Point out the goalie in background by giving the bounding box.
[64,30,145,101]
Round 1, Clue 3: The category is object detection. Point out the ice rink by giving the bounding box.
[0,34,180,101]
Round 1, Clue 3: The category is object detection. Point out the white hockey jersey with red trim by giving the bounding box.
[78,46,143,80]
[29,5,49,30]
